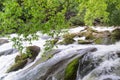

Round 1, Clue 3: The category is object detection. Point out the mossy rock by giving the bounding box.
[63,33,76,39]
[63,39,75,45]
[64,58,79,80]
[7,45,40,73]
[7,59,27,73]
[15,54,29,63]
[111,28,120,43]
[50,38,59,44]
[60,33,76,45]
[75,32,83,37]
[26,46,40,60]
[94,38,103,44]
[78,40,93,44]
[85,32,95,40]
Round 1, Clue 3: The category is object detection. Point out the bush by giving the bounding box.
[69,15,85,26]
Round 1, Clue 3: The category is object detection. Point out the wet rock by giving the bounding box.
[15,54,29,63]
[0,49,18,56]
[92,31,111,38]
[4,47,97,80]
[59,33,76,45]
[7,45,40,72]
[64,58,79,80]
[103,78,112,80]
[26,45,40,61]
[0,39,9,45]
[111,28,120,43]
[15,55,21,63]
[7,59,27,73]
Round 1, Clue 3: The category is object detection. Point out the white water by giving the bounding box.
[0,26,119,80]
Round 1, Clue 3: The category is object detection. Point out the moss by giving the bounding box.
[15,53,29,63]
[63,33,76,39]
[7,59,27,73]
[60,33,76,45]
[78,40,93,44]
[85,32,95,40]
[63,39,75,45]
[64,58,79,80]
[94,38,103,44]
[26,46,40,60]
[50,38,59,44]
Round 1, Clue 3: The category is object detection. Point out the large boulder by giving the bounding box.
[26,45,40,61]
[7,45,40,73]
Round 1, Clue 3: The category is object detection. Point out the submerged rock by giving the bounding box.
[0,39,9,45]
[0,49,18,56]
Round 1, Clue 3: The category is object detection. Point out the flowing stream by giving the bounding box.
[0,26,120,80]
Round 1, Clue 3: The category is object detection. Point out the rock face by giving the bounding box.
[7,45,40,73]
[0,39,9,45]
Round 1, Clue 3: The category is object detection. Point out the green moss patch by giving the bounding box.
[64,58,79,80]
[7,59,27,73]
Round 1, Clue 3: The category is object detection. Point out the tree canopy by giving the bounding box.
[0,0,120,51]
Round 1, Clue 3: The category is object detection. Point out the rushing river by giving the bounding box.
[0,26,120,80]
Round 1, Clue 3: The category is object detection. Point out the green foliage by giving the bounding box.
[78,0,109,25]
[0,0,120,53]
[0,0,69,35]
[78,0,120,26]
[69,15,85,26]
[44,38,58,53]
[64,58,79,80]
[106,0,120,26]
[11,34,39,53]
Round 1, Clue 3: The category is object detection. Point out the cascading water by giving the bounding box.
[0,26,120,80]
[76,42,120,80]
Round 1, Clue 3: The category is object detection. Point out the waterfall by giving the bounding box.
[76,42,120,80]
